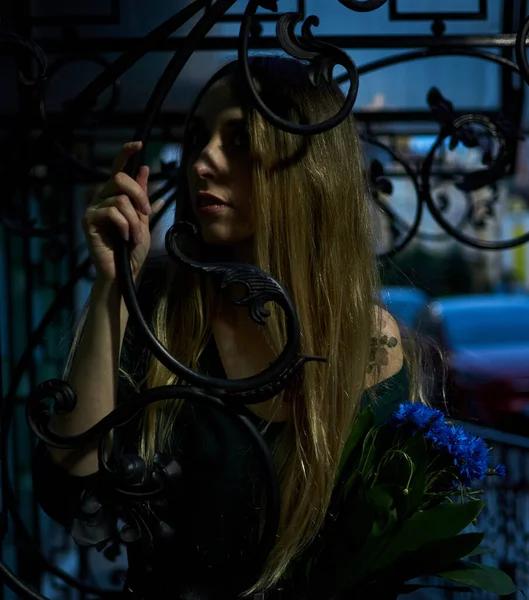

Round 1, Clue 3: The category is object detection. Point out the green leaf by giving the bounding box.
[374,434,429,518]
[368,485,398,536]
[467,545,494,557]
[337,407,374,476]
[400,583,472,594]
[373,500,484,571]
[423,532,485,572]
[402,451,428,517]
[438,560,517,596]
[332,474,375,553]
[359,429,379,483]
[308,473,375,594]
[335,409,375,500]
[370,533,484,591]
[342,485,400,589]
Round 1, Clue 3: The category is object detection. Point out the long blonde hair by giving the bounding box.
[138,56,415,594]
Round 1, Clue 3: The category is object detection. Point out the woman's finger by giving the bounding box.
[87,206,132,242]
[111,141,142,176]
[136,165,150,195]
[97,172,151,216]
[109,195,144,244]
[87,196,144,245]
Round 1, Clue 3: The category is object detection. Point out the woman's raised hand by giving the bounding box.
[83,141,164,283]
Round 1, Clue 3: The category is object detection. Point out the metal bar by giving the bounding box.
[458,421,529,450]
[389,0,487,21]
[20,104,42,585]
[20,161,526,186]
[62,138,87,600]
[20,33,527,54]
[0,109,503,128]
[218,0,304,21]
[298,0,305,20]
[14,0,42,590]
[218,13,296,22]
[21,139,41,591]
[0,307,3,600]
[28,0,120,27]
[499,0,525,175]
[0,232,5,600]
[10,0,44,593]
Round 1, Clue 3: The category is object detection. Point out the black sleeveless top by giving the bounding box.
[32,256,409,598]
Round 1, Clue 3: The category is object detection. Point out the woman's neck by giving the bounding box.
[202,238,255,265]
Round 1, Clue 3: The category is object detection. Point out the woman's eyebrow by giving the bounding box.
[186,115,245,132]
[223,117,245,129]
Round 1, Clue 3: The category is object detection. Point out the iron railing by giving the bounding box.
[1,1,528,598]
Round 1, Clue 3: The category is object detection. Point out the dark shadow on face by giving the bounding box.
[181,76,254,262]
[176,58,317,261]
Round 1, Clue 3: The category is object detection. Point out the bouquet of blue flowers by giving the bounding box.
[287,402,516,598]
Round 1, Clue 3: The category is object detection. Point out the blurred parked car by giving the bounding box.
[416,294,529,432]
[380,287,430,329]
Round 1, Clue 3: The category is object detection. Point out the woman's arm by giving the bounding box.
[46,278,130,476]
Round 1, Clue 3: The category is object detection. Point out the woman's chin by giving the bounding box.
[200,232,235,247]
[200,225,252,248]
[199,229,254,262]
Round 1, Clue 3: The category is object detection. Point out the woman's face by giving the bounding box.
[185,76,254,254]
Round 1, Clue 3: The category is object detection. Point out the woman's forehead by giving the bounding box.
[193,76,244,124]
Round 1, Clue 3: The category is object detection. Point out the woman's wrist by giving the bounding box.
[91,277,130,321]
[92,273,142,297]
[92,276,123,299]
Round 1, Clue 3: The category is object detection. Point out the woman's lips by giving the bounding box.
[197,204,231,215]
[196,192,232,215]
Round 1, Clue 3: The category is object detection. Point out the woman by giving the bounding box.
[33,56,415,599]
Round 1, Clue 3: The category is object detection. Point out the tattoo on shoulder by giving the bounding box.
[368,333,399,373]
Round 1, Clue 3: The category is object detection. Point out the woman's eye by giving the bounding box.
[231,130,249,148]
[188,129,208,150]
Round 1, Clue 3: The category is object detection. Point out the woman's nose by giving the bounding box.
[192,141,221,180]
[192,159,215,180]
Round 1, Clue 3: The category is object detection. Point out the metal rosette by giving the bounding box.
[421,112,529,250]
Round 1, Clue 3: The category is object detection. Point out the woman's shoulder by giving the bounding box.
[364,305,404,390]
[361,306,410,426]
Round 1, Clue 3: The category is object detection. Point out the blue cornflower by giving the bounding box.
[425,424,489,487]
[390,403,492,487]
[423,416,454,446]
[494,464,507,478]
[449,428,490,486]
[391,402,444,434]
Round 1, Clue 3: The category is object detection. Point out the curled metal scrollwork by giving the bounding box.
[363,137,423,258]
[26,379,280,580]
[0,26,48,87]
[115,220,326,401]
[25,214,321,591]
[41,54,122,127]
[515,14,529,86]
[0,2,527,600]
[421,112,529,250]
[337,0,389,12]
[238,2,359,134]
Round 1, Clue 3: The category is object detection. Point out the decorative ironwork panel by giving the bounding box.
[389,0,488,21]
[0,0,528,599]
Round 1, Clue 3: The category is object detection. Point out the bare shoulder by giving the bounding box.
[364,306,404,389]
